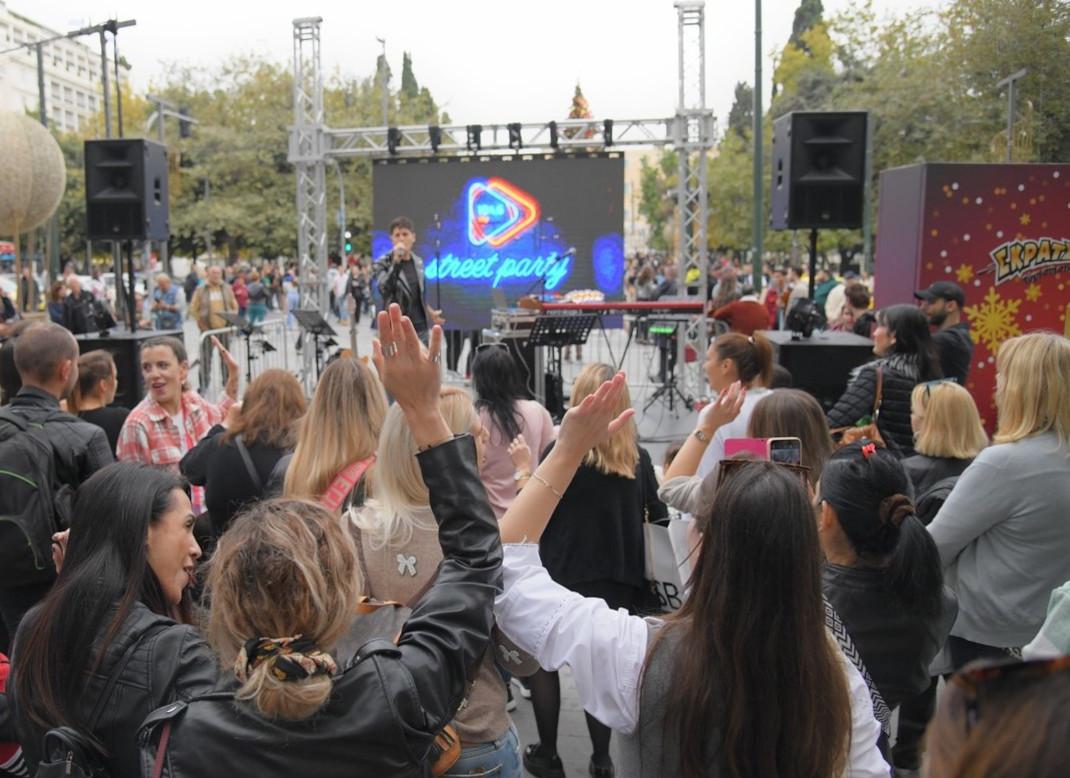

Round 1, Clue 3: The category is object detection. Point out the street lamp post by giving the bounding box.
[376,37,388,126]
[996,68,1028,163]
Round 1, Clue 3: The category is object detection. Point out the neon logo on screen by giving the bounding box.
[467,178,540,247]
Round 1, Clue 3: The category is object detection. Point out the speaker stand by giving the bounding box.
[807,228,819,299]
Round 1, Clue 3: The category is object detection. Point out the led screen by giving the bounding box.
[372,153,625,330]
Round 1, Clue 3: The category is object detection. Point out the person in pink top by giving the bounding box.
[472,345,556,520]
[117,335,239,514]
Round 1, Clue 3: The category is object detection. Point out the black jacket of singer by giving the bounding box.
[136,434,502,778]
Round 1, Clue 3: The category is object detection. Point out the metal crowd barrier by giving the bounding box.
[195,319,292,399]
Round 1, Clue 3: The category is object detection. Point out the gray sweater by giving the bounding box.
[928,432,1070,647]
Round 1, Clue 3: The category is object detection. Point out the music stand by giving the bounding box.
[528,314,596,417]
[219,313,262,385]
[293,309,338,381]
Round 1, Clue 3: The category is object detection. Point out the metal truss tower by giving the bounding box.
[290,17,328,381]
[675,0,715,395]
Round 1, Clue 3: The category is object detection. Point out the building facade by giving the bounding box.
[0,0,112,133]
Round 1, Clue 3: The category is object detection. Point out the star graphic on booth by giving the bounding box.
[1019,213,1031,226]
[1025,283,1043,302]
[965,287,1022,356]
[955,264,975,284]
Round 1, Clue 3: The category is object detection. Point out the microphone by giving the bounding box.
[549,247,576,262]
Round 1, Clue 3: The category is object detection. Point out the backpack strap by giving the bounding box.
[824,598,891,737]
[320,456,375,513]
[0,407,29,433]
[233,435,263,492]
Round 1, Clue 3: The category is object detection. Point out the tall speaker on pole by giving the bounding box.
[770,111,868,303]
[85,138,169,241]
[770,111,867,231]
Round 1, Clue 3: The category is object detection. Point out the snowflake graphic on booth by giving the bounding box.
[965,287,1022,356]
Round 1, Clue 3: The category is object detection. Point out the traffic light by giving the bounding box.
[178,107,192,139]
[344,229,353,254]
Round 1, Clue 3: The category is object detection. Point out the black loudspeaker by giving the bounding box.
[74,330,183,409]
[85,139,170,241]
[771,111,868,230]
[760,329,875,411]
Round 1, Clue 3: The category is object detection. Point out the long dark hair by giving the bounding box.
[471,346,526,444]
[660,462,851,778]
[13,463,190,738]
[878,304,942,380]
[820,441,944,618]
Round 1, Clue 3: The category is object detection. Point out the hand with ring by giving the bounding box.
[372,304,452,448]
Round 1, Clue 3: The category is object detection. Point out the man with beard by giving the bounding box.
[914,281,973,385]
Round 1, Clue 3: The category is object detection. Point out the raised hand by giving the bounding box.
[700,381,746,434]
[212,336,240,397]
[372,304,451,449]
[508,433,532,472]
[556,370,634,462]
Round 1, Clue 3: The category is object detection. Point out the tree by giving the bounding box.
[790,0,824,51]
[638,151,677,252]
[400,52,419,98]
[726,82,753,138]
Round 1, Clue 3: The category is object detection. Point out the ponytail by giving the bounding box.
[234,636,337,720]
[715,332,774,387]
[884,513,944,619]
[820,442,944,618]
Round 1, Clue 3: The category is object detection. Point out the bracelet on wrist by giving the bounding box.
[531,471,564,500]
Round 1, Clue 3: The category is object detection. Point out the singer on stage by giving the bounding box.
[374,216,444,343]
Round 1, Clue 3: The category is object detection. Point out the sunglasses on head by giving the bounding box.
[922,377,959,398]
[717,456,812,487]
[951,655,1070,735]
[476,342,509,353]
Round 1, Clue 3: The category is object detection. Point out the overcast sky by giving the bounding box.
[30,0,945,128]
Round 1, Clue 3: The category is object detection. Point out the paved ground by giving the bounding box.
[510,668,603,777]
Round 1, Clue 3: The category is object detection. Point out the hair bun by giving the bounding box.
[879,494,914,529]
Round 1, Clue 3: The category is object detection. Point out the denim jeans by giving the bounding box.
[443,724,521,777]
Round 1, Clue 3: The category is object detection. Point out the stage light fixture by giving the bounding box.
[387,127,401,155]
[466,124,482,152]
[429,125,442,153]
[603,119,614,147]
[549,121,559,150]
[508,122,523,150]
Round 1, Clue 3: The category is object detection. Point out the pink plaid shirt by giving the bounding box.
[117,390,236,514]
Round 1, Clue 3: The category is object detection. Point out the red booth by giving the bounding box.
[875,162,1070,430]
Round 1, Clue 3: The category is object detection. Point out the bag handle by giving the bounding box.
[150,721,172,778]
[321,456,375,513]
[233,435,263,492]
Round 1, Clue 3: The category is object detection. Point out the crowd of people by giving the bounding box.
[0,248,1068,778]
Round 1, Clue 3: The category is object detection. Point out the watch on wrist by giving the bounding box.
[693,428,709,443]
[514,470,532,481]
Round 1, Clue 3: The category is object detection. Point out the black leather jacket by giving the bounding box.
[827,357,924,457]
[138,434,502,778]
[13,603,218,777]
[6,387,115,489]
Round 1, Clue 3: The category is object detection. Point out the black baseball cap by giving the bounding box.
[914,281,965,306]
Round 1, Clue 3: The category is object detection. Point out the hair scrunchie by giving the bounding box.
[878,494,915,529]
[234,634,338,684]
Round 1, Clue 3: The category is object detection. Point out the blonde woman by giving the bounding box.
[352,387,519,776]
[928,332,1070,671]
[524,363,667,778]
[282,356,387,508]
[903,380,988,501]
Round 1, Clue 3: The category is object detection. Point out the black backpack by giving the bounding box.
[916,475,960,525]
[0,408,72,589]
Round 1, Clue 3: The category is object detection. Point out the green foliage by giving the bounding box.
[638,152,677,252]
[726,82,753,139]
[401,52,419,98]
[790,0,824,50]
